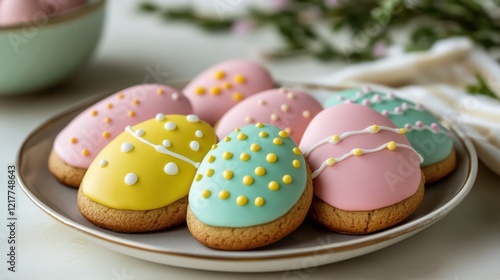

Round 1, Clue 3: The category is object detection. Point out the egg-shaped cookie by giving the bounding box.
[216,87,323,143]
[324,87,455,183]
[183,60,274,125]
[49,84,193,187]
[78,114,217,233]
[187,123,313,250]
[300,104,425,234]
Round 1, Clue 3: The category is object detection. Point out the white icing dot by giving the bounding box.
[135,129,145,137]
[171,92,179,100]
[186,115,200,123]
[164,121,177,131]
[162,139,171,148]
[195,130,203,138]
[155,113,165,121]
[190,140,200,152]
[164,162,179,175]
[99,160,108,167]
[121,142,134,153]
[124,173,138,185]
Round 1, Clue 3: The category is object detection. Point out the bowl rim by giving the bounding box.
[0,0,106,31]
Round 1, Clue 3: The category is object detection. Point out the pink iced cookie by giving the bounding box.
[183,60,274,125]
[300,104,423,211]
[216,87,323,143]
[53,84,192,169]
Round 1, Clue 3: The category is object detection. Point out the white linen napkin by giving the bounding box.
[288,37,500,175]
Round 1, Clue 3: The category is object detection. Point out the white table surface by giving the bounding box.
[2,1,500,279]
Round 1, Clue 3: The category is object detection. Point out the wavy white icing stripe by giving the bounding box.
[304,125,405,158]
[125,126,200,168]
[311,142,424,178]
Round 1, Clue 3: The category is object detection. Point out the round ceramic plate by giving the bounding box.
[16,88,478,273]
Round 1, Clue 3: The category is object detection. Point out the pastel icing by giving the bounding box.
[81,115,217,210]
[216,88,323,143]
[189,123,307,227]
[324,87,453,167]
[183,60,275,125]
[53,84,192,169]
[299,104,423,211]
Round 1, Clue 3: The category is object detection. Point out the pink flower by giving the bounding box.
[232,19,254,35]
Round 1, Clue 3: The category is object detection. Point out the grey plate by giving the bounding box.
[16,90,478,272]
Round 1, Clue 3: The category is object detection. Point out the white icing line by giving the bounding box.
[125,126,200,168]
[311,142,424,178]
[304,125,403,158]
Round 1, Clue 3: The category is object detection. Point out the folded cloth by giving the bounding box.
[288,37,500,175]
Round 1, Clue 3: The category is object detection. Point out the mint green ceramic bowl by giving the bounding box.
[0,0,105,95]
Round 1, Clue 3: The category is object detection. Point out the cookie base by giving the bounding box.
[309,171,425,235]
[422,148,456,184]
[48,149,86,188]
[77,187,187,233]
[186,170,314,251]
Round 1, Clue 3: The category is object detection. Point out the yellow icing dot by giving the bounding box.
[223,151,233,160]
[266,153,277,163]
[255,122,264,128]
[254,197,265,207]
[371,125,379,132]
[242,175,254,185]
[232,92,244,102]
[250,143,261,152]
[259,131,268,138]
[104,117,112,124]
[236,195,248,206]
[245,116,254,123]
[302,110,311,118]
[206,169,214,177]
[195,174,203,181]
[201,189,211,198]
[210,87,221,95]
[240,152,250,161]
[331,135,340,142]
[293,147,301,155]
[254,166,266,176]
[132,99,140,105]
[107,103,113,109]
[234,74,246,84]
[270,113,279,121]
[223,82,232,89]
[156,88,165,95]
[82,149,90,156]
[273,138,283,146]
[235,128,241,132]
[293,159,301,168]
[214,70,225,80]
[128,110,136,117]
[224,136,231,142]
[223,170,234,180]
[399,128,407,135]
[281,104,290,112]
[282,174,292,184]
[352,148,363,156]
[102,131,110,139]
[287,92,295,99]
[207,155,216,163]
[326,158,336,166]
[211,144,218,150]
[219,190,230,200]
[91,110,98,116]
[284,127,292,134]
[70,137,78,144]
[268,181,279,191]
[387,141,397,151]
[279,130,289,138]
[237,133,248,140]
[195,87,206,95]
[118,93,125,99]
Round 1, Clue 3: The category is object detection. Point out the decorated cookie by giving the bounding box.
[187,123,313,250]
[78,114,217,233]
[49,84,193,187]
[216,87,323,143]
[183,60,275,125]
[300,104,425,234]
[324,87,455,183]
